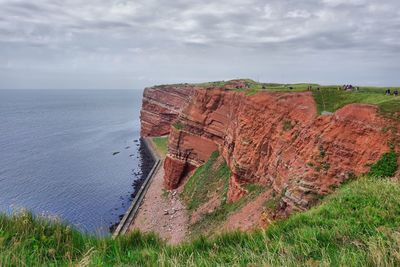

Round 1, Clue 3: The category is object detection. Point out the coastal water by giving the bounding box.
[0,89,152,234]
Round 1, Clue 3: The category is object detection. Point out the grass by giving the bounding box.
[195,80,228,88]
[189,183,265,238]
[151,136,169,156]
[180,151,266,237]
[283,120,293,131]
[172,121,184,130]
[2,177,400,266]
[312,86,400,118]
[368,150,398,178]
[181,151,230,211]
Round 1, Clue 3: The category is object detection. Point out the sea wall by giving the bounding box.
[113,138,161,237]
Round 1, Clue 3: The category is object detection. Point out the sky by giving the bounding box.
[0,0,399,89]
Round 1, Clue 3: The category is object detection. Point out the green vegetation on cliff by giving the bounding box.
[368,150,398,178]
[1,177,400,266]
[181,151,229,211]
[312,87,400,118]
[181,151,265,238]
[151,136,169,157]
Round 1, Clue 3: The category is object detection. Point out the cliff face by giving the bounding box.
[141,83,398,216]
[140,85,195,137]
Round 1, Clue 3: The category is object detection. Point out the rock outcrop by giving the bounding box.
[140,82,399,216]
[140,84,195,137]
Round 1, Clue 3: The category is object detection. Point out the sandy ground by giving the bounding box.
[129,163,189,245]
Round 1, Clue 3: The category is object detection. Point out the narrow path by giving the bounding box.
[129,163,189,245]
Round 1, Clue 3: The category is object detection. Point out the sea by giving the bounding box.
[0,89,153,235]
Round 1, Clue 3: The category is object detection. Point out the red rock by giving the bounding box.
[140,85,195,137]
[140,82,400,216]
[163,156,187,189]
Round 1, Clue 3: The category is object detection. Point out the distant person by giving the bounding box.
[386,89,391,95]
[394,89,399,96]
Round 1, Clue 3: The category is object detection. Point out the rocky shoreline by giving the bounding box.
[109,138,156,234]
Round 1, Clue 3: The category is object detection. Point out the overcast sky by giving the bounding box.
[0,0,399,89]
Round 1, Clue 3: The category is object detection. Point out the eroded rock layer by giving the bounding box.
[140,83,399,216]
[140,85,195,137]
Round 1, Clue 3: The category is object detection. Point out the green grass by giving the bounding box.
[151,136,169,156]
[368,150,398,178]
[189,183,265,238]
[312,87,400,118]
[0,212,163,266]
[283,119,293,131]
[195,80,228,88]
[180,151,265,237]
[2,177,400,266]
[181,151,230,211]
[172,121,184,130]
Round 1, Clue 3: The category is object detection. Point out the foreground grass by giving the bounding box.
[2,177,400,266]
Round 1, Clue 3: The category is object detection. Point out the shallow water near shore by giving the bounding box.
[0,89,151,234]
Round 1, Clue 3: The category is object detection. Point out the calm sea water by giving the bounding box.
[0,89,151,234]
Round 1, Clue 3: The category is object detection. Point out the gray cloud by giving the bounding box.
[0,0,399,89]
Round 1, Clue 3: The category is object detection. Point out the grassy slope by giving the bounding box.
[181,151,265,237]
[1,177,400,266]
[151,136,169,157]
[181,151,229,211]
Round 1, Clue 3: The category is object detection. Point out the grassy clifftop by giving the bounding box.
[160,79,400,119]
[1,176,400,266]
[238,80,400,119]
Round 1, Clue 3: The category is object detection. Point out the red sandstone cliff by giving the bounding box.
[140,82,399,216]
[140,84,195,137]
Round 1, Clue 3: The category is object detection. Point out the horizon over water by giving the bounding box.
[0,89,152,234]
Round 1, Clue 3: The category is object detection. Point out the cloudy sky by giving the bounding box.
[0,0,399,89]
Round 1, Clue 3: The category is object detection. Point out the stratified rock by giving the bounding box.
[140,80,400,217]
[140,84,195,137]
